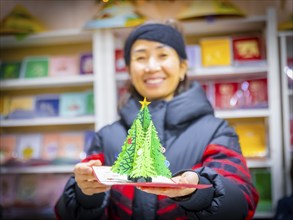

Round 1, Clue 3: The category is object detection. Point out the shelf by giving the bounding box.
[0,115,95,127]
[2,207,55,220]
[0,74,94,91]
[215,109,270,118]
[188,65,268,79]
[253,211,274,219]
[247,158,271,168]
[0,29,92,48]
[115,65,268,81]
[112,15,267,39]
[182,15,267,36]
[0,165,74,174]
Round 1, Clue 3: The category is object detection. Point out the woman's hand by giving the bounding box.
[74,160,110,196]
[138,171,199,198]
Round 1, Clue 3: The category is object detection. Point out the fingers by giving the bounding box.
[74,160,102,175]
[81,185,111,195]
[181,171,199,185]
[74,160,107,196]
[88,160,102,166]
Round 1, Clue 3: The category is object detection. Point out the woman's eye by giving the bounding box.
[159,53,168,58]
[136,56,145,61]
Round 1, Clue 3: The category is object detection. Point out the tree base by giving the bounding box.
[128,176,152,182]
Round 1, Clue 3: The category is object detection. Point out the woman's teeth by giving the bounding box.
[146,78,163,84]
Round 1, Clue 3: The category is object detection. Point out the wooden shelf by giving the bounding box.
[0,115,95,127]
[0,29,92,48]
[0,165,74,174]
[0,74,94,91]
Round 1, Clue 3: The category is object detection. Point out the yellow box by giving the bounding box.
[233,122,267,158]
[200,38,232,67]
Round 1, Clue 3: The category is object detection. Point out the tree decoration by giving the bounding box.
[111,97,171,182]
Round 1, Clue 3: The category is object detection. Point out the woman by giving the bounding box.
[55,22,259,220]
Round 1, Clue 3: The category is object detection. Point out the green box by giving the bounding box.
[22,57,49,78]
[0,61,21,79]
[251,168,272,212]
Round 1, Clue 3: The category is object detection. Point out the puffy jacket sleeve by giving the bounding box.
[55,128,109,220]
[174,120,259,220]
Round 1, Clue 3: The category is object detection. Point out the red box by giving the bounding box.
[214,82,238,109]
[244,78,268,108]
[115,49,127,73]
[232,36,263,62]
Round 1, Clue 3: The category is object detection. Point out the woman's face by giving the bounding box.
[128,40,187,101]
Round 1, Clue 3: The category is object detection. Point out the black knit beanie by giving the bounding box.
[124,23,187,65]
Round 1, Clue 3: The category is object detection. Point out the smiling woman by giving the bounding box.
[129,39,187,101]
[55,20,259,220]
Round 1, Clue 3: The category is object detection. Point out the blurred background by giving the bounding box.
[0,0,292,220]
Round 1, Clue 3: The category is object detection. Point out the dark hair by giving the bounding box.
[118,20,190,110]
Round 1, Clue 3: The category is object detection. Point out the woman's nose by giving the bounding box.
[145,57,161,72]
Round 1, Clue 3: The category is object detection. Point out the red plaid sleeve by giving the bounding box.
[193,144,259,220]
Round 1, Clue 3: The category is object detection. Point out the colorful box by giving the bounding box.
[16,134,42,160]
[85,90,94,115]
[58,132,84,160]
[200,37,232,67]
[214,82,238,109]
[232,36,264,62]
[80,53,93,74]
[59,92,87,117]
[233,122,267,157]
[41,133,60,161]
[186,45,201,69]
[251,169,272,212]
[0,135,16,164]
[35,94,59,117]
[244,78,268,108]
[49,55,79,77]
[21,57,49,78]
[115,49,127,72]
[0,96,10,118]
[0,61,22,79]
[9,96,35,114]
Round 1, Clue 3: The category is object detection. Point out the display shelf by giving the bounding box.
[253,211,274,219]
[0,165,74,174]
[247,158,271,168]
[188,65,268,79]
[112,15,267,39]
[182,15,267,36]
[0,74,94,91]
[0,28,92,48]
[2,207,55,220]
[215,109,269,119]
[279,31,293,196]
[115,65,268,81]
[0,115,95,127]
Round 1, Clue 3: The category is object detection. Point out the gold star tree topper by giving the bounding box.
[139,97,151,109]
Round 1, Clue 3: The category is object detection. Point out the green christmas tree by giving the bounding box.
[111,97,171,182]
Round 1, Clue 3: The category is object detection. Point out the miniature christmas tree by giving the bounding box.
[111,97,171,182]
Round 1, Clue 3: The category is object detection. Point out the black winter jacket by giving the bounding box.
[55,82,258,220]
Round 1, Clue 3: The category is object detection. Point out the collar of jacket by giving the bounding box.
[119,81,214,130]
